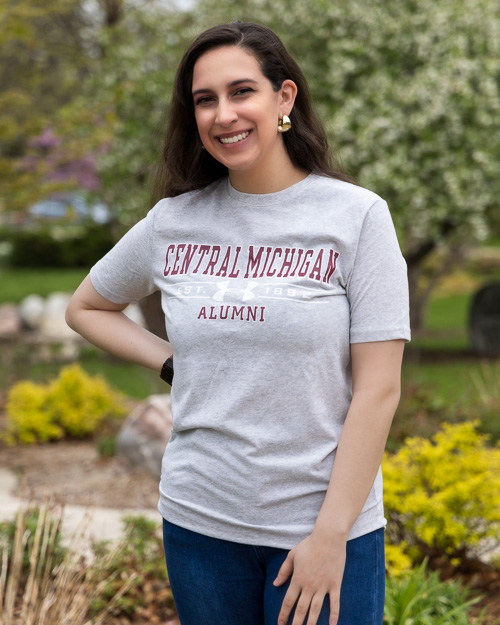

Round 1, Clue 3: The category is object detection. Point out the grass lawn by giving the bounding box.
[426,293,470,333]
[0,267,88,303]
[407,293,472,351]
[402,358,473,401]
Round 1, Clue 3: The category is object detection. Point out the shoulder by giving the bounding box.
[151,178,227,214]
[308,174,385,211]
[304,175,389,233]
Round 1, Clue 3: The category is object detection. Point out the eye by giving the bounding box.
[234,87,254,96]
[195,95,215,106]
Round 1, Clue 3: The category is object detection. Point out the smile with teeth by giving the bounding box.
[219,131,250,144]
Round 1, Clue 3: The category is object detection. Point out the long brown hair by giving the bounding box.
[151,21,353,203]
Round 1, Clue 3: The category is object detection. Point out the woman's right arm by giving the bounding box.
[66,275,172,371]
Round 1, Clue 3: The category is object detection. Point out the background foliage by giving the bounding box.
[0,223,114,267]
[1,4,499,620]
[0,0,95,209]
[1,0,499,328]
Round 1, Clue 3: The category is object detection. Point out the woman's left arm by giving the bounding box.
[274,339,405,625]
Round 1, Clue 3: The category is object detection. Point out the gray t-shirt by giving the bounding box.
[90,174,410,549]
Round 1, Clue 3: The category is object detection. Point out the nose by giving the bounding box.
[215,98,237,127]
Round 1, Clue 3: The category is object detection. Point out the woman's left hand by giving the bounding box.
[273,530,346,625]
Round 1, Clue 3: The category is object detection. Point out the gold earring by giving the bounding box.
[277,114,291,133]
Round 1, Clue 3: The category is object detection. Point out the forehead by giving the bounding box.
[192,46,265,91]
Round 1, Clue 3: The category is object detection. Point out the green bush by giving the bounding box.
[0,224,114,268]
[3,364,127,444]
[95,435,117,457]
[383,422,500,571]
[384,560,484,625]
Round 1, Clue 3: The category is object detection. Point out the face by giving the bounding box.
[191,45,296,182]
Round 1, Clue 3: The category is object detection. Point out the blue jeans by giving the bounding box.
[162,519,385,625]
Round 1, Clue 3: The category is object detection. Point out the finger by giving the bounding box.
[290,592,313,625]
[274,552,294,586]
[277,584,301,625]
[329,589,341,625]
[306,594,326,625]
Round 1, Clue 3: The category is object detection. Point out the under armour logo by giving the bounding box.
[213,281,259,302]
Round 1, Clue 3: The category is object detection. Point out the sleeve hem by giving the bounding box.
[350,328,411,344]
[89,269,142,305]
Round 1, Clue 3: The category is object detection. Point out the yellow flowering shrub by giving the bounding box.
[46,365,126,436]
[383,421,500,569]
[384,542,413,577]
[4,381,63,444]
[4,365,126,445]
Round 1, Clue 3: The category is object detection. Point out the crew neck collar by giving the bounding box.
[225,174,315,205]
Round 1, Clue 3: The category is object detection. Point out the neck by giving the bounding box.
[229,167,308,194]
[229,149,308,194]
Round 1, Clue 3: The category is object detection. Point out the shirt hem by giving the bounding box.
[157,500,386,550]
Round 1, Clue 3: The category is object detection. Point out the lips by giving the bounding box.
[219,131,250,144]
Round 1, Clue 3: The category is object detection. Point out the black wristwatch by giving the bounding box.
[160,356,174,385]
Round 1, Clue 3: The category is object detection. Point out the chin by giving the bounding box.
[217,157,255,172]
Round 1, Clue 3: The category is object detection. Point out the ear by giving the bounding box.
[279,79,298,116]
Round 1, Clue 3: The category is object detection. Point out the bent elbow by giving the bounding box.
[65,308,74,331]
[65,298,79,331]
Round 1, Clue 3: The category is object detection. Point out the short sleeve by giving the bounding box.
[89,208,156,305]
[347,199,411,343]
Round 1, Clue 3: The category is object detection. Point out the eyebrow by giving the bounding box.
[192,78,258,98]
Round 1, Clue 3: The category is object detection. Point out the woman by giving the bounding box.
[66,21,410,625]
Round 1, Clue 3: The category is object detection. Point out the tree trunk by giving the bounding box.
[407,263,429,334]
[404,217,459,334]
[101,0,123,27]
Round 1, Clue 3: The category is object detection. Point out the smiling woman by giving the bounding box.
[191,46,300,192]
[66,21,410,625]
[151,21,353,200]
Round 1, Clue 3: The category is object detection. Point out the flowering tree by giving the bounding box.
[0,0,94,209]
[57,4,197,229]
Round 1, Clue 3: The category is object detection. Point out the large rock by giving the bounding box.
[0,303,21,339]
[123,304,146,327]
[19,294,45,330]
[117,394,173,478]
[40,292,79,340]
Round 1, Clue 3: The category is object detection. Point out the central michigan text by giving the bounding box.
[164,244,339,284]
